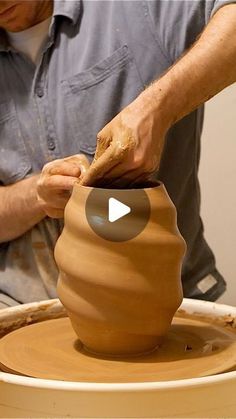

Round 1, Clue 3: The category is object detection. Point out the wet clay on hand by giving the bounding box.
[80,100,166,189]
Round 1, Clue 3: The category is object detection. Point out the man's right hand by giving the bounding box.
[37,154,90,218]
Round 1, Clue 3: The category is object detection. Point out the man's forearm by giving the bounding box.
[0,175,45,243]
[144,4,236,128]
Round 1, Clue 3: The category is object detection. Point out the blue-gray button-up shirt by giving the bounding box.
[0,0,233,303]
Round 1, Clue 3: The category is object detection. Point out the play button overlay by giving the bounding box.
[108,198,131,223]
[85,188,150,242]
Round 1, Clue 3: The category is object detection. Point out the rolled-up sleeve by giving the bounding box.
[209,0,236,18]
[147,0,236,63]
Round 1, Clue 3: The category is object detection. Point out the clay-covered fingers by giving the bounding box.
[43,154,90,178]
[38,174,79,191]
[93,134,112,160]
[80,138,134,186]
[80,108,157,187]
[37,174,77,218]
[80,88,169,187]
[37,154,90,218]
[96,167,152,188]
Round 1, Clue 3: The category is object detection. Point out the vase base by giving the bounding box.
[69,317,165,357]
[81,342,161,358]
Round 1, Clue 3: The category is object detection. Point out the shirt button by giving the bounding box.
[36,87,44,98]
[47,138,56,150]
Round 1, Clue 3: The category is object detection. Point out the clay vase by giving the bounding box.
[54,182,186,356]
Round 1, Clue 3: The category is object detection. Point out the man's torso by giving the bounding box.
[0,0,226,302]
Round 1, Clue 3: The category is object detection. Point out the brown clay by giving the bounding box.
[0,315,236,382]
[54,182,186,356]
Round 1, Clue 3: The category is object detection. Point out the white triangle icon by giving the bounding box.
[108,198,131,223]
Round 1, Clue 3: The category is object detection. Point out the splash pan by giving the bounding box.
[0,298,236,418]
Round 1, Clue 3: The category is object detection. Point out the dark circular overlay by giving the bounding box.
[85,188,151,242]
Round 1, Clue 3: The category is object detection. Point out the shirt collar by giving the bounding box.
[0,0,81,52]
[53,0,81,25]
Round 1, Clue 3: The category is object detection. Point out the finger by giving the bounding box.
[93,161,154,187]
[43,155,90,177]
[107,168,152,187]
[64,154,90,173]
[46,162,81,177]
[80,146,115,186]
[75,155,91,177]
[38,175,79,191]
[94,135,112,160]
[86,153,136,187]
[97,157,135,184]
[81,142,130,186]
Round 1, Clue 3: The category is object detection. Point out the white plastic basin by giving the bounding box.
[0,298,236,418]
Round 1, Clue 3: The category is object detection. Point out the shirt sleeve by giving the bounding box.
[147,0,236,64]
[210,0,236,17]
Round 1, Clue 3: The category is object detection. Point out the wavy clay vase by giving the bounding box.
[54,182,186,356]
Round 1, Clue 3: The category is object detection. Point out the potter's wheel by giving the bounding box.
[0,314,236,382]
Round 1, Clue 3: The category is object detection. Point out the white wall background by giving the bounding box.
[199,83,236,306]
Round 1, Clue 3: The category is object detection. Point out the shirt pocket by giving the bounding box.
[0,100,31,185]
[61,45,145,158]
